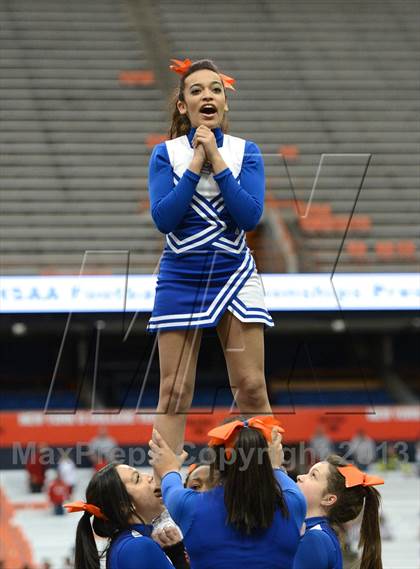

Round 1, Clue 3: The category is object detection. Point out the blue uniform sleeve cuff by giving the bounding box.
[161,470,183,485]
[185,169,201,182]
[213,167,231,180]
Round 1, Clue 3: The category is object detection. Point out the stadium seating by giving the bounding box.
[0,487,35,568]
[0,0,418,274]
[0,0,166,275]
[153,0,419,273]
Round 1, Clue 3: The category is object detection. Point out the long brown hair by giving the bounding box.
[209,417,288,535]
[326,455,383,569]
[168,58,230,139]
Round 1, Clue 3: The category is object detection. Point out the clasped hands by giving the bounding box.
[191,125,219,164]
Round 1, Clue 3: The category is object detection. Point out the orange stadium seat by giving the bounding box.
[375,240,417,260]
[346,240,368,259]
[396,240,416,258]
[299,214,372,233]
[138,198,151,212]
[375,241,395,259]
[118,70,155,85]
[347,215,372,231]
[278,145,300,159]
[146,133,168,148]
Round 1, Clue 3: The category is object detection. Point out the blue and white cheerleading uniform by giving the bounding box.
[147,127,274,332]
[161,468,306,569]
[293,516,342,569]
[107,523,175,569]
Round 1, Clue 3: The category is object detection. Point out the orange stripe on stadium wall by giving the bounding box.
[0,407,419,447]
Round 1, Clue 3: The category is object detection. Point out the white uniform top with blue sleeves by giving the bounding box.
[147,126,274,332]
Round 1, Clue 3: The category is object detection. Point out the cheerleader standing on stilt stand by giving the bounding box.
[147,58,274,455]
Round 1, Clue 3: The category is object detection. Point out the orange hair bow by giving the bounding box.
[337,465,384,488]
[169,58,236,91]
[208,416,284,459]
[187,463,198,475]
[169,58,193,76]
[219,73,236,91]
[64,500,108,520]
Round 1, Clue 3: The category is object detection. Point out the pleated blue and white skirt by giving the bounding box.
[147,248,273,332]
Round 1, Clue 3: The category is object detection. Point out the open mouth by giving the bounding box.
[199,104,217,118]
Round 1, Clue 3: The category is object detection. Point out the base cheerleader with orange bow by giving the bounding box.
[147,57,274,458]
[149,417,307,569]
[293,455,384,569]
[64,463,189,569]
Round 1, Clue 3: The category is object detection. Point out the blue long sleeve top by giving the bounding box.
[148,127,265,233]
[292,517,342,569]
[107,523,174,569]
[161,468,306,569]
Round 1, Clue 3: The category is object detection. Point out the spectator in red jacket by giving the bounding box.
[48,473,70,515]
[26,443,48,493]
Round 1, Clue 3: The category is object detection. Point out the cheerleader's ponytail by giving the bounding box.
[208,416,288,535]
[168,89,192,139]
[359,486,383,569]
[75,511,100,569]
[326,455,384,569]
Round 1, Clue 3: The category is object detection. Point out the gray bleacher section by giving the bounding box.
[1,0,418,275]
[0,0,166,275]
[155,0,419,272]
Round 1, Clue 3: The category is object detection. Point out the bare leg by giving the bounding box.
[217,311,272,415]
[154,327,202,454]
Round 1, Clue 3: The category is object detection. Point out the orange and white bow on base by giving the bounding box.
[169,58,236,91]
[64,500,108,520]
[208,416,284,459]
[337,465,384,488]
[187,463,201,476]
